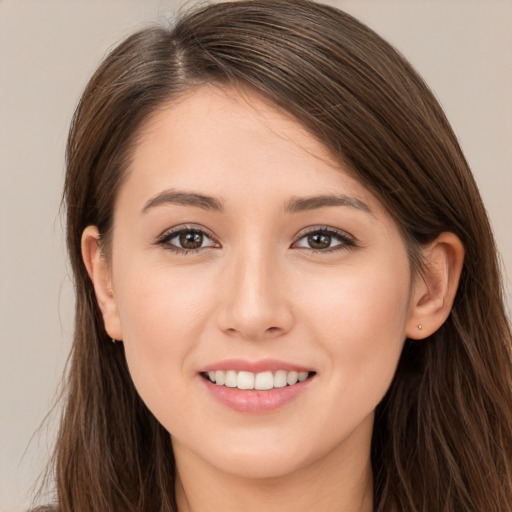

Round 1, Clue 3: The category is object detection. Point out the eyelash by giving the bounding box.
[155,225,219,255]
[155,225,357,255]
[293,226,357,253]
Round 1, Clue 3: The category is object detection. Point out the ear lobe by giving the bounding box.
[81,225,123,341]
[406,232,464,340]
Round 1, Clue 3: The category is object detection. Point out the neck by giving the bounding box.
[174,419,374,512]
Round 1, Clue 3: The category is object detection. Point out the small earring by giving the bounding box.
[111,338,117,344]
[418,324,423,331]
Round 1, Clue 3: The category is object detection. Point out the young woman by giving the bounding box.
[38,1,512,510]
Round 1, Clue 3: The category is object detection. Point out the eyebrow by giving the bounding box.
[284,194,373,215]
[141,189,225,214]
[141,189,372,216]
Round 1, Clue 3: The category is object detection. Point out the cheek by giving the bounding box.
[113,263,214,412]
[299,260,410,404]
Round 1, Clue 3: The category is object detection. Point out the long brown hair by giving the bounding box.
[40,1,512,510]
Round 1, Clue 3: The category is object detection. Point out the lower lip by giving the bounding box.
[200,375,315,414]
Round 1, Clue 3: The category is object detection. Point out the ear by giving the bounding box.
[406,232,464,340]
[81,225,123,341]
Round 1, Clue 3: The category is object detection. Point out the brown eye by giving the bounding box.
[293,228,356,252]
[158,227,218,254]
[179,231,204,249]
[307,233,332,250]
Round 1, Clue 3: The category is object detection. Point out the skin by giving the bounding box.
[83,85,464,512]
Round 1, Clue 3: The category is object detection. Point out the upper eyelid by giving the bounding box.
[293,226,356,241]
[158,224,217,242]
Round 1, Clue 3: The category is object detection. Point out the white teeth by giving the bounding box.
[255,371,274,390]
[274,370,288,388]
[237,371,255,390]
[287,371,298,386]
[225,370,237,388]
[206,369,312,390]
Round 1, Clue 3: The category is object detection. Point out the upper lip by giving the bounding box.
[199,358,314,374]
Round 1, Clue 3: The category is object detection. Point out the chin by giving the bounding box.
[192,428,330,481]
[211,450,310,480]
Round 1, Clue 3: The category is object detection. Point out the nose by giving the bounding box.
[216,247,294,341]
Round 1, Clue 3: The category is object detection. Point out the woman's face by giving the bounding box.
[101,85,418,479]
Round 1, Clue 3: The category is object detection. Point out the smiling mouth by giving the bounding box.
[201,370,315,391]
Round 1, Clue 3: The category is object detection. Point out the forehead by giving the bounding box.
[136,83,338,166]
[120,84,382,217]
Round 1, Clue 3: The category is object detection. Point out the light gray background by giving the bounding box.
[1,1,510,511]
